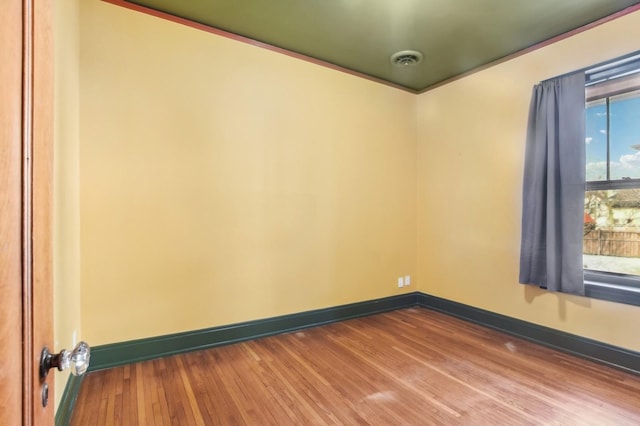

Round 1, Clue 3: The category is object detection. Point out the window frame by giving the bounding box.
[583,54,640,307]
[584,270,640,306]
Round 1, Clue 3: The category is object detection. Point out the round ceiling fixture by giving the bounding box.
[390,50,423,67]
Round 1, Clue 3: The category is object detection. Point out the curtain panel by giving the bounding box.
[519,72,586,296]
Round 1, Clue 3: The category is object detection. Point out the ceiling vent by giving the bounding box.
[390,50,423,67]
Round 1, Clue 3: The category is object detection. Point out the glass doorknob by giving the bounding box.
[40,341,91,378]
[70,341,90,376]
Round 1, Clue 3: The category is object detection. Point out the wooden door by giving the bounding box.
[1,0,54,424]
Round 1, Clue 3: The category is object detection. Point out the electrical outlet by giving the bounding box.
[397,277,404,288]
[405,275,411,286]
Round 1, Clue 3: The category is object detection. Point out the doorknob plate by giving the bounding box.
[39,347,69,379]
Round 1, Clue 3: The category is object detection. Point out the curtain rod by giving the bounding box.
[540,49,640,84]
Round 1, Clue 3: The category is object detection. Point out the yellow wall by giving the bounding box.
[417,11,640,351]
[79,1,417,345]
[54,0,81,409]
[69,1,640,355]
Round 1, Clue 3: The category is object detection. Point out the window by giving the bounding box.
[583,52,640,306]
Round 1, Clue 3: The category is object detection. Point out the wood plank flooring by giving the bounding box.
[71,308,640,425]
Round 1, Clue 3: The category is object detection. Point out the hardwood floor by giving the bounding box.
[71,308,640,425]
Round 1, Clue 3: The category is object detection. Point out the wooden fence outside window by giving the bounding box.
[583,230,640,258]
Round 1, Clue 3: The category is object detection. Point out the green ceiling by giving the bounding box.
[124,0,640,92]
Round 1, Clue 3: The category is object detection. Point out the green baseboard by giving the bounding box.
[89,292,417,371]
[416,293,640,375]
[55,374,84,426]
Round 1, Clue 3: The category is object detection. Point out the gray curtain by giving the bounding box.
[519,72,586,296]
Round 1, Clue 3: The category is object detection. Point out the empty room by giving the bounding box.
[3,0,640,424]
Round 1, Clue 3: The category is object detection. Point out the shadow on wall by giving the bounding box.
[523,284,592,321]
